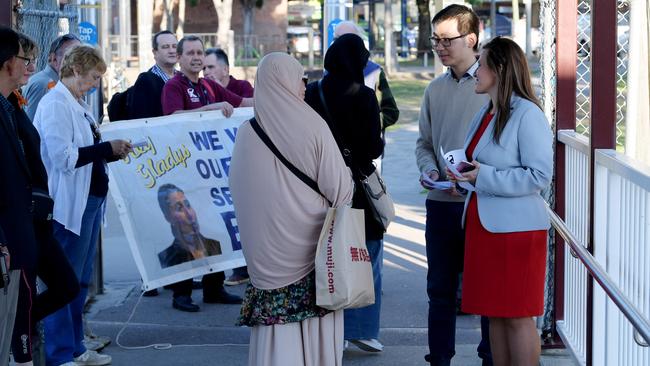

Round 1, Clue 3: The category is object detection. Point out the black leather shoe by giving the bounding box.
[143,288,158,297]
[203,287,243,304]
[172,295,200,312]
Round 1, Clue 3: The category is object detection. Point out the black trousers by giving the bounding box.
[11,220,79,363]
[171,271,225,298]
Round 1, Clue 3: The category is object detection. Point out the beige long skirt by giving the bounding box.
[248,310,344,366]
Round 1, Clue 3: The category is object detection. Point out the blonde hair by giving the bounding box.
[59,45,106,78]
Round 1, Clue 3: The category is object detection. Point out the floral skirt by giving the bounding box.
[237,271,331,327]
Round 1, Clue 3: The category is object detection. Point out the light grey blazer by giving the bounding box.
[462,95,553,233]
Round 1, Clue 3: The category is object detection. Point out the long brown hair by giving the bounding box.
[482,37,540,143]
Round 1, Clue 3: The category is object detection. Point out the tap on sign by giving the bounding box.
[78,22,98,45]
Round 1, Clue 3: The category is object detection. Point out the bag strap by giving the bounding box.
[318,80,371,179]
[249,117,332,206]
[318,80,356,163]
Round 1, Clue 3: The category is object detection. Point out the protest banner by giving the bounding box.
[101,108,253,290]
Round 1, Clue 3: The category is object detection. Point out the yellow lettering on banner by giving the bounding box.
[134,145,192,188]
[124,136,157,164]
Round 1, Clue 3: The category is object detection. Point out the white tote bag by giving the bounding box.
[315,205,375,310]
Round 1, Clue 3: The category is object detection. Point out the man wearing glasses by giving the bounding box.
[414,4,492,365]
[22,34,80,121]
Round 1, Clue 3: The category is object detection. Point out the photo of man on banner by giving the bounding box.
[157,183,222,269]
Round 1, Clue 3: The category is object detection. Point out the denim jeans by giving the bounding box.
[425,200,491,365]
[44,195,104,366]
[344,239,382,340]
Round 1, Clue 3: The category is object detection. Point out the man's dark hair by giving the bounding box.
[0,27,20,70]
[205,48,229,67]
[158,183,184,216]
[432,4,480,51]
[49,34,80,57]
[152,30,175,50]
[177,35,203,55]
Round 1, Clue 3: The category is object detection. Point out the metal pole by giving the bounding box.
[588,1,618,364]
[308,27,314,69]
[323,0,351,52]
[401,0,407,57]
[554,0,579,345]
[0,0,12,26]
[490,0,497,40]
[525,0,532,56]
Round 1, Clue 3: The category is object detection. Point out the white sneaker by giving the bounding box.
[349,338,384,352]
[59,363,78,366]
[73,350,111,365]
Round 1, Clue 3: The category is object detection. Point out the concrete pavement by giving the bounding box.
[92,98,576,365]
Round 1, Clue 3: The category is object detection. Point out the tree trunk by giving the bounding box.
[177,0,185,36]
[213,0,233,48]
[384,0,396,74]
[416,0,431,58]
[243,5,253,36]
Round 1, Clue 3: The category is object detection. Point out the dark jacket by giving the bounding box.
[0,93,49,271]
[305,34,384,240]
[158,235,222,268]
[127,70,166,119]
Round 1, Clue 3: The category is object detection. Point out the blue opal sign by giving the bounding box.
[78,22,98,45]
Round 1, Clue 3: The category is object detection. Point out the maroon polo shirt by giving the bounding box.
[225,75,254,98]
[161,73,243,115]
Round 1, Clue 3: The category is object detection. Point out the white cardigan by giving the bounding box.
[34,82,95,236]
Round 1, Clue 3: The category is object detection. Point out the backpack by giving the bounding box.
[107,87,132,122]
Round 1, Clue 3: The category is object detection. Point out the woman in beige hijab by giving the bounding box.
[229,52,354,365]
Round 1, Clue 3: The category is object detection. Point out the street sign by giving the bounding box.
[78,21,98,45]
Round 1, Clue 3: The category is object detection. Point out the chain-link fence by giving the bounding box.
[616,1,631,149]
[575,0,631,151]
[539,0,558,339]
[576,0,592,137]
[15,1,79,72]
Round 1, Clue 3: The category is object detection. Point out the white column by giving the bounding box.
[625,0,650,163]
[138,0,154,72]
[118,0,131,63]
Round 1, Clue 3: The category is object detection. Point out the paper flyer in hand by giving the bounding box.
[420,173,453,190]
[440,147,475,192]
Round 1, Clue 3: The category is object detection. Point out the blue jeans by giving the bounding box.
[44,195,104,366]
[344,239,382,340]
[425,200,491,365]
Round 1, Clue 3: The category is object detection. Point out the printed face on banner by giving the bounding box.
[101,108,253,289]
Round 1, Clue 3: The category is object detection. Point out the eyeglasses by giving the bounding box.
[429,34,467,48]
[15,55,35,66]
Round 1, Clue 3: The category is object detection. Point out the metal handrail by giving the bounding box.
[547,205,650,347]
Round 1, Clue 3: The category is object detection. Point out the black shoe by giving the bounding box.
[143,288,159,297]
[203,287,243,304]
[172,295,200,312]
[424,354,451,366]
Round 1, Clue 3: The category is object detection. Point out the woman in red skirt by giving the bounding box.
[448,37,553,365]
